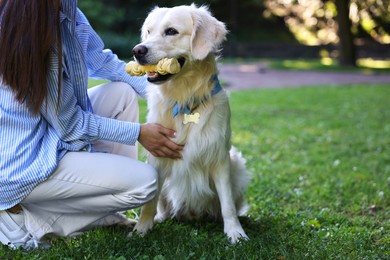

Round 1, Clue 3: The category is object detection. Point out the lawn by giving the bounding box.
[223,57,390,74]
[1,84,389,259]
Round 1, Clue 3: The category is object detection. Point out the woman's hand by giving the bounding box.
[138,123,184,159]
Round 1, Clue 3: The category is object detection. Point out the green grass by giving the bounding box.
[2,84,389,259]
[88,78,108,88]
[222,57,390,75]
[268,58,390,74]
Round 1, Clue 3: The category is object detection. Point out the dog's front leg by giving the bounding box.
[132,196,158,236]
[212,160,248,244]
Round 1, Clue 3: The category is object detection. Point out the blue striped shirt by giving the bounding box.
[0,1,147,210]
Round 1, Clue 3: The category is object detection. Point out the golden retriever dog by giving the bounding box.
[131,4,250,244]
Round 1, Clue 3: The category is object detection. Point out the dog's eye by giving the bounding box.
[165,28,178,36]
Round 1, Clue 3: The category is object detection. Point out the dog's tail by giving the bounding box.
[229,146,251,216]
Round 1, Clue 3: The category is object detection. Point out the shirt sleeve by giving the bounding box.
[40,57,140,149]
[76,9,149,99]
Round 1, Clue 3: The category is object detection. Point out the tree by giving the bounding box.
[264,0,390,66]
[335,0,356,66]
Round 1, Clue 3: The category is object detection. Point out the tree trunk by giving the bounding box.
[335,0,356,66]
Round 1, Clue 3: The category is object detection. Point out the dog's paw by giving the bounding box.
[132,219,154,237]
[225,226,249,244]
[154,213,168,223]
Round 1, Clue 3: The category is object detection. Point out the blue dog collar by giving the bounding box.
[172,75,223,117]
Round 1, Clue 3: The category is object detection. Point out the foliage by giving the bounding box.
[264,0,390,45]
[77,0,390,64]
[353,0,390,43]
[1,84,389,259]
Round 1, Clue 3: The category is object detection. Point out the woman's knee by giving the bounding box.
[139,163,158,198]
[89,81,138,120]
[109,82,138,106]
[116,163,158,207]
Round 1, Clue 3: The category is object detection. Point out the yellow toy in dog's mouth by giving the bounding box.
[125,58,181,78]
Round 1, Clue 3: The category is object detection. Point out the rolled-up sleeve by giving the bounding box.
[77,9,149,99]
[40,47,140,152]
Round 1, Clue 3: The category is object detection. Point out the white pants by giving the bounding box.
[20,82,157,240]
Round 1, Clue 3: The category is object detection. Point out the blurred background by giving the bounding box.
[78,0,390,68]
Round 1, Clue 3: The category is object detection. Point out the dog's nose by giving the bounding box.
[133,45,148,59]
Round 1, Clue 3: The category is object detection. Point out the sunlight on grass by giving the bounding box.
[357,58,390,69]
[272,58,390,72]
[281,59,318,69]
[321,57,334,66]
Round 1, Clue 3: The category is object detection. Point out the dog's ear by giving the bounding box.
[190,5,228,60]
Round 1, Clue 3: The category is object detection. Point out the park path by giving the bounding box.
[218,63,390,91]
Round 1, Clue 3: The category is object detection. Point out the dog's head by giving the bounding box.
[132,4,227,83]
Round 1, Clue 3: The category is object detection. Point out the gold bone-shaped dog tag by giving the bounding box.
[183,113,200,124]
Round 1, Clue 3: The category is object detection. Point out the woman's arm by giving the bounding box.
[76,9,149,98]
[41,64,140,148]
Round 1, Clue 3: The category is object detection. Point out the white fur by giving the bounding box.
[132,4,250,244]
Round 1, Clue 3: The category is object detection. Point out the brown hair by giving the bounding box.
[0,0,62,114]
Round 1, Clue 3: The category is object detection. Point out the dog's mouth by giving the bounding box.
[147,57,186,84]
